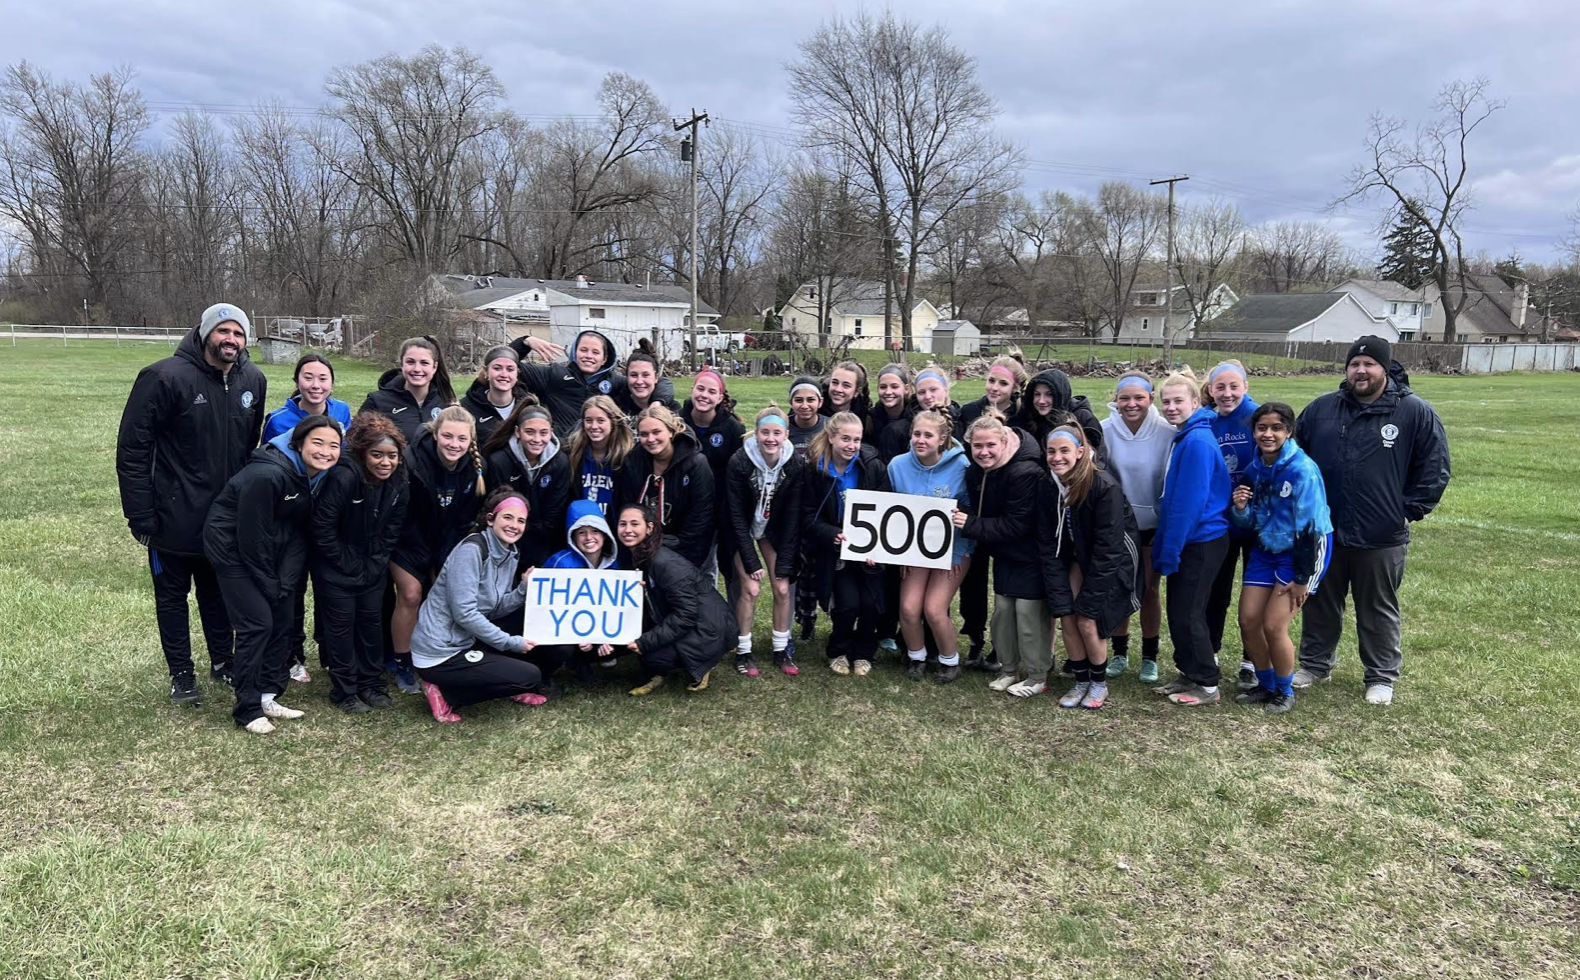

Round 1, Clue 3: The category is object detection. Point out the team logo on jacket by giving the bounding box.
[465,650,483,663]
[241,390,254,409]
[539,475,551,487]
[710,433,724,447]
[430,407,442,420]
[1280,481,1292,498]
[1223,452,1239,473]
[1380,423,1399,448]
[682,475,690,487]
[193,393,208,406]
[598,379,612,394]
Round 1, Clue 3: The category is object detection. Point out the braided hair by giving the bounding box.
[427,405,486,497]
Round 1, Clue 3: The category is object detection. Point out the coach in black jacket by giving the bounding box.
[116,303,267,703]
[1292,337,1450,703]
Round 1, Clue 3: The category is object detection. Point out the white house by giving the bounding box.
[777,278,941,351]
[1196,292,1397,344]
[434,274,720,359]
[1331,279,1439,340]
[1112,283,1239,344]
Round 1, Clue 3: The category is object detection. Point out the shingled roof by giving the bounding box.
[1197,292,1348,336]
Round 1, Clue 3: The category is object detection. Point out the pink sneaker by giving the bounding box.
[778,657,799,676]
[510,692,548,706]
[420,680,460,723]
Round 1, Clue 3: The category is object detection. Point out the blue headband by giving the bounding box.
[757,414,787,429]
[916,369,948,388]
[1048,429,1083,447]
[1117,376,1154,394]
[1209,362,1246,383]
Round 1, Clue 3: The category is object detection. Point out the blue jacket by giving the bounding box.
[1152,408,1230,577]
[262,395,352,443]
[886,445,975,560]
[1229,438,1333,585]
[542,499,619,570]
[1210,394,1260,487]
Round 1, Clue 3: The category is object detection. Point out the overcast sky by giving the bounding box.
[6,0,1576,263]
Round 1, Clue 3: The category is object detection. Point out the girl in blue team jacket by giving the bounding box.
[1229,402,1333,714]
[1205,359,1261,689]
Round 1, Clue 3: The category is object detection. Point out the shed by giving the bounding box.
[930,319,982,356]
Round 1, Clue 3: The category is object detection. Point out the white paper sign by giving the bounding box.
[839,488,957,570]
[523,569,644,645]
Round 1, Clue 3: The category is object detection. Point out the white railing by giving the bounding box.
[3,323,187,346]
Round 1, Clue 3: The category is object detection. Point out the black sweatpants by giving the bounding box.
[314,579,387,704]
[960,554,990,643]
[1205,535,1253,656]
[416,648,542,709]
[1166,534,1229,688]
[215,571,292,726]
[876,566,902,652]
[828,566,885,662]
[148,548,233,679]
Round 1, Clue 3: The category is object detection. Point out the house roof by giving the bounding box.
[1337,278,1440,303]
[1444,272,1537,337]
[437,274,720,316]
[1197,292,1350,336]
[785,278,936,317]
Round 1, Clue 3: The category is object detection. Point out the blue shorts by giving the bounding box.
[1244,533,1333,591]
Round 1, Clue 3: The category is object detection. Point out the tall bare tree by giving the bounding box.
[1172,198,1245,332]
[1076,181,1165,340]
[1337,77,1504,342]
[1244,220,1350,293]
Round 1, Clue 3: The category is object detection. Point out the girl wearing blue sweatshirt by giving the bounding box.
[1150,368,1231,707]
[542,499,621,685]
[1205,359,1261,688]
[887,410,975,684]
[261,354,353,442]
[565,395,632,518]
[1229,402,1333,714]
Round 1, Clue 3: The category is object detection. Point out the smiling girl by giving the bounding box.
[786,377,828,454]
[724,405,806,676]
[616,503,732,695]
[615,350,680,420]
[461,345,533,445]
[821,360,871,420]
[565,395,633,518]
[618,404,717,569]
[480,403,571,569]
[1205,359,1261,689]
[959,356,1028,432]
[360,337,457,445]
[263,353,353,442]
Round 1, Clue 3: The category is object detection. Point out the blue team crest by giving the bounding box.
[710,432,724,447]
[1223,451,1238,473]
[240,390,254,409]
[539,475,551,488]
[682,475,690,487]
[598,379,612,394]
[430,407,442,420]
[1280,481,1292,498]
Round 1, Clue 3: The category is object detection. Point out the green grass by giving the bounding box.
[2,339,1578,979]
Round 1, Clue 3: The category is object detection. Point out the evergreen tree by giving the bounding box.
[1376,201,1437,288]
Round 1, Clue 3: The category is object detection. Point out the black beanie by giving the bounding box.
[1347,335,1392,367]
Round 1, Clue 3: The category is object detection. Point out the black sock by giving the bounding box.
[1142,635,1160,661]
[1112,634,1130,658]
[1072,659,1090,683]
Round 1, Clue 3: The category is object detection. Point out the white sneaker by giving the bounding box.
[289,663,310,684]
[261,699,305,720]
[852,659,873,677]
[1007,679,1047,699]
[1364,683,1394,705]
[244,717,275,734]
[1292,668,1329,689]
[988,673,1018,692]
[1058,681,1090,708]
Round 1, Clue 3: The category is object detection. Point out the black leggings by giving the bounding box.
[214,572,292,726]
[416,648,541,709]
[828,567,885,662]
[959,553,989,642]
[314,580,386,703]
[1166,535,1230,687]
[1205,535,1253,656]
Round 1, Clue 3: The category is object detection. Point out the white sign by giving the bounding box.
[523,569,644,645]
[839,488,957,570]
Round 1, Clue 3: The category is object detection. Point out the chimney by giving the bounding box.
[576,274,589,289]
[1513,282,1529,330]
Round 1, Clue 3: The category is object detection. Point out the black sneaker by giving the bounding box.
[962,637,985,670]
[931,664,962,685]
[338,696,372,715]
[798,616,815,642]
[980,656,1003,673]
[1265,693,1295,715]
[1235,687,1275,705]
[1237,666,1258,690]
[904,660,927,681]
[361,690,393,709]
[209,664,232,686]
[169,674,201,706]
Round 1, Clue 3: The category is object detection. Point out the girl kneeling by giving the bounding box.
[615,504,732,694]
[1040,426,1142,710]
[410,490,550,723]
[1229,402,1333,714]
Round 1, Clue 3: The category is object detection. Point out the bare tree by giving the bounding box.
[697,125,779,321]
[766,159,881,345]
[1244,220,1350,293]
[1172,198,1245,332]
[1076,181,1165,340]
[1337,77,1504,342]
[0,62,149,313]
[326,45,505,271]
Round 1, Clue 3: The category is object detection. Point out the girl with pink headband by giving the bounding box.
[958,356,1028,435]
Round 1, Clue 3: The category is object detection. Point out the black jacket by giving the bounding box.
[865,399,919,463]
[460,377,534,446]
[632,545,730,681]
[959,427,1046,599]
[722,444,806,578]
[800,444,891,607]
[1037,468,1141,637]
[359,368,448,446]
[391,430,483,579]
[1013,368,1104,454]
[616,428,716,567]
[682,399,746,486]
[117,328,268,556]
[482,438,573,568]
[202,440,314,600]
[309,455,409,593]
[511,329,644,436]
[1295,364,1450,550]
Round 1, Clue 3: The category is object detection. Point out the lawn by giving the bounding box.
[1,339,1577,979]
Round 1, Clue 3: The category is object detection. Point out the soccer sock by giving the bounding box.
[1201,684,1219,695]
[1112,634,1130,659]
[1142,635,1160,661]
[1071,659,1090,683]
[908,648,928,663]
[1276,672,1295,697]
[737,634,752,655]
[771,629,789,654]
[938,651,960,667]
[1256,667,1276,692]
[1240,657,1255,672]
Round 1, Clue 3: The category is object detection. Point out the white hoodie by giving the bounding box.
[1100,403,1173,530]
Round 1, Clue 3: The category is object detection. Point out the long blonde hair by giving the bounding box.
[567,394,633,474]
[807,410,864,471]
[1048,424,1097,509]
[426,405,486,497]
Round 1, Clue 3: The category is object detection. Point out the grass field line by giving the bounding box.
[1434,516,1580,541]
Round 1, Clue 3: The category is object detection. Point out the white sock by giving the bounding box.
[737,634,752,655]
[1240,659,1254,671]
[771,629,789,653]
[261,693,276,705]
[938,653,960,667]
[1202,685,1219,694]
[908,648,927,663]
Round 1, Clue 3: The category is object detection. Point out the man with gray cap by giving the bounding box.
[1292,335,1450,704]
[117,303,268,705]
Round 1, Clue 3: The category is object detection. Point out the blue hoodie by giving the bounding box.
[262,395,353,443]
[266,431,332,491]
[1229,437,1333,585]
[543,499,619,570]
[886,445,976,560]
[1152,408,1230,577]
[1210,394,1260,488]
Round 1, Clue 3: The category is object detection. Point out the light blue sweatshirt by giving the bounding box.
[886,444,975,560]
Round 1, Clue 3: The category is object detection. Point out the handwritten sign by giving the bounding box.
[523,569,644,645]
[839,489,957,570]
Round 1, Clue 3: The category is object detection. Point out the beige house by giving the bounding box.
[778,278,941,351]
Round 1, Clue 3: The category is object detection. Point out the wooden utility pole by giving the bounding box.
[1151,175,1189,360]
[674,109,709,370]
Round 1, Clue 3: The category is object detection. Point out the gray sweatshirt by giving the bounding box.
[410,530,527,668]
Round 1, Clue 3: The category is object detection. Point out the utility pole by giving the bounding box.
[1151,175,1189,361]
[674,109,709,370]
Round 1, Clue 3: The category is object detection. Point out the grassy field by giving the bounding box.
[1,339,1577,979]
